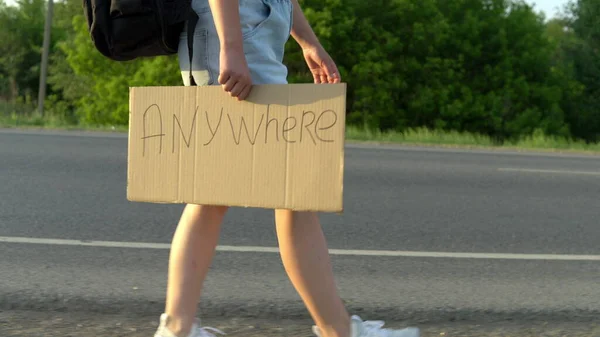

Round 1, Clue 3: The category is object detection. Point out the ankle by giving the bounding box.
[315,315,352,337]
[317,325,351,337]
[163,314,193,337]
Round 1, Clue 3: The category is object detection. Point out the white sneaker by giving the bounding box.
[154,313,225,337]
[312,315,420,337]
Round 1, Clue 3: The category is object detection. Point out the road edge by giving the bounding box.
[2,127,599,158]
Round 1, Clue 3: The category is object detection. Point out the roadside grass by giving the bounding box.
[345,125,496,147]
[0,112,128,132]
[345,125,600,154]
[1,111,599,154]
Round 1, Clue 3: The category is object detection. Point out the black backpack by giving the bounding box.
[83,0,199,84]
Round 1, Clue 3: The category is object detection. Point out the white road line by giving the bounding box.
[498,168,600,176]
[1,236,599,261]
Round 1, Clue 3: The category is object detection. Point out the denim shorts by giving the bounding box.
[178,0,293,86]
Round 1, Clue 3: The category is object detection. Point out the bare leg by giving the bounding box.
[275,210,351,337]
[163,204,228,336]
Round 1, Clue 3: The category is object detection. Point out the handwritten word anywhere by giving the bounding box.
[140,104,338,156]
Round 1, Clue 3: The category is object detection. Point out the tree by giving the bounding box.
[287,0,571,142]
[57,13,182,125]
[560,0,600,142]
[0,0,45,103]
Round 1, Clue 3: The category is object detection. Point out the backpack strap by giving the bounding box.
[187,11,199,86]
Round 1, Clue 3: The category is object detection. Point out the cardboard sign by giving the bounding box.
[127,83,346,212]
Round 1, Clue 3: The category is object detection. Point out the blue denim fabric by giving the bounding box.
[178,0,293,86]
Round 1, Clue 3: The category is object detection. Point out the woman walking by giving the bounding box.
[153,1,420,337]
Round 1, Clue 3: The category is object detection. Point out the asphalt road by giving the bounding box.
[1,129,599,326]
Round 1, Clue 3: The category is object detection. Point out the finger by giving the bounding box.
[325,62,340,83]
[222,76,238,92]
[319,74,328,84]
[238,84,252,101]
[330,68,341,83]
[313,72,322,84]
[330,72,341,83]
[326,71,336,83]
[218,71,230,85]
[229,81,244,98]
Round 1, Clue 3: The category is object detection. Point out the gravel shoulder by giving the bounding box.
[2,310,599,337]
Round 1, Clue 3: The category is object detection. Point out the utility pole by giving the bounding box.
[37,0,54,116]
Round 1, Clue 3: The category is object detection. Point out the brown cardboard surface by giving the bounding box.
[127,83,346,212]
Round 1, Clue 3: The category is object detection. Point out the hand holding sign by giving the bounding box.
[302,44,341,84]
[219,46,253,101]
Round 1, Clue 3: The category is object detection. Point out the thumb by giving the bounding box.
[323,60,340,83]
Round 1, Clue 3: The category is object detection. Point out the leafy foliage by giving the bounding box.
[0,0,598,143]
